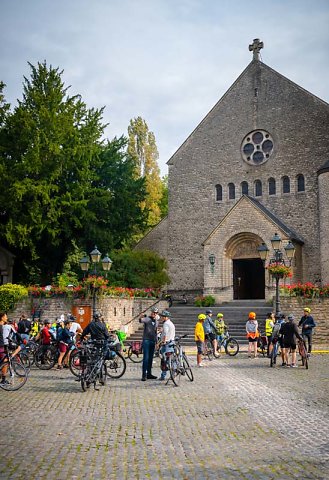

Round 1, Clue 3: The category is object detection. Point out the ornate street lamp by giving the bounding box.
[79,246,113,318]
[258,234,295,315]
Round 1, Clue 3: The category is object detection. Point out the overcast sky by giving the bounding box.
[1,0,329,176]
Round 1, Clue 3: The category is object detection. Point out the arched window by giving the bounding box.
[241,181,249,195]
[297,174,305,192]
[215,184,222,201]
[268,177,276,195]
[255,180,262,197]
[282,176,290,193]
[228,183,235,200]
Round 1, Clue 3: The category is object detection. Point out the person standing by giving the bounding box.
[265,312,275,357]
[214,313,227,353]
[298,307,316,355]
[246,312,259,358]
[195,314,206,367]
[139,307,159,381]
[17,313,32,342]
[203,309,218,357]
[281,314,303,367]
[158,310,175,381]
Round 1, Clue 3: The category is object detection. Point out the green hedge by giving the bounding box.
[0,284,29,312]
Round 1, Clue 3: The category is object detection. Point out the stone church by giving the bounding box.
[136,39,329,303]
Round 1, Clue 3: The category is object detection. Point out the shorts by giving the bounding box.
[283,341,296,350]
[196,340,204,354]
[205,332,216,342]
[59,341,68,353]
[247,336,258,343]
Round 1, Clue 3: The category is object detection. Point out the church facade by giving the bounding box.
[135,40,329,302]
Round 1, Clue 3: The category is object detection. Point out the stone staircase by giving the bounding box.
[127,300,271,347]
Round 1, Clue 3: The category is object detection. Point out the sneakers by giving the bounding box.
[147,374,157,380]
[291,364,298,368]
[198,363,205,367]
[141,376,147,381]
[0,378,10,385]
[158,376,166,381]
[281,362,287,367]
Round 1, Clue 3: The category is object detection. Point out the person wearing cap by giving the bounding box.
[246,312,259,358]
[158,310,175,380]
[280,314,303,367]
[203,309,219,357]
[139,307,159,381]
[271,313,286,365]
[298,307,316,356]
[80,313,110,342]
[265,312,275,357]
[195,314,206,367]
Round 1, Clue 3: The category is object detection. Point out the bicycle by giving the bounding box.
[164,334,194,386]
[297,339,309,369]
[79,340,108,391]
[270,338,280,367]
[217,330,240,356]
[257,333,268,357]
[0,346,28,391]
[203,336,215,361]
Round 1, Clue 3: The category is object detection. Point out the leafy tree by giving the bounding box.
[0,62,147,284]
[159,175,168,218]
[106,249,170,288]
[128,117,162,227]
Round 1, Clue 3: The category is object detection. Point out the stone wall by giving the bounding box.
[11,297,168,337]
[280,297,329,349]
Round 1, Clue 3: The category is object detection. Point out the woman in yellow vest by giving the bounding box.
[265,312,275,357]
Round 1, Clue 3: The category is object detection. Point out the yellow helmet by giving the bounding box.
[198,314,206,321]
[248,311,256,319]
[217,313,223,318]
[304,307,311,313]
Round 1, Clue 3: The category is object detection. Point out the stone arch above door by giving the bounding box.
[225,232,264,259]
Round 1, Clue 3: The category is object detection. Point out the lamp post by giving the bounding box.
[257,233,295,315]
[79,246,113,319]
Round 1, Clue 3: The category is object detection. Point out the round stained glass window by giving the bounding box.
[241,130,274,165]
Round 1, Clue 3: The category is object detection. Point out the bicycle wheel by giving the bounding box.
[182,353,194,382]
[17,352,31,372]
[205,340,214,361]
[127,345,143,363]
[299,342,309,369]
[80,366,90,392]
[0,358,28,391]
[169,354,181,386]
[225,337,239,356]
[69,350,82,377]
[99,363,107,385]
[105,352,126,379]
[34,346,57,370]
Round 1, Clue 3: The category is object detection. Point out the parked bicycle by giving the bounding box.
[257,333,268,357]
[79,340,108,391]
[217,330,240,356]
[0,346,28,391]
[163,334,194,386]
[269,338,280,367]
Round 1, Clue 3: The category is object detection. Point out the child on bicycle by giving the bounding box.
[195,314,206,367]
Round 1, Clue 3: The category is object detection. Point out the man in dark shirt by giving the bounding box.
[140,307,159,381]
[298,307,316,355]
[80,313,110,342]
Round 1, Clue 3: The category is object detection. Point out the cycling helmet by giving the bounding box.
[44,319,51,325]
[217,313,224,318]
[206,309,213,314]
[287,314,294,321]
[151,307,159,313]
[160,310,171,317]
[198,314,206,321]
[93,312,101,321]
[248,312,256,319]
[67,314,76,321]
[303,307,311,313]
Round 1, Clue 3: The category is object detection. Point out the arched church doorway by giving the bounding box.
[233,258,265,299]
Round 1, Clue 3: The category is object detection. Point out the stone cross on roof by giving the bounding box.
[249,38,264,60]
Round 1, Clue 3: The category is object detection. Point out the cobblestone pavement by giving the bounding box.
[1,353,329,480]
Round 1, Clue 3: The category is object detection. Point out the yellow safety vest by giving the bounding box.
[265,318,274,336]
